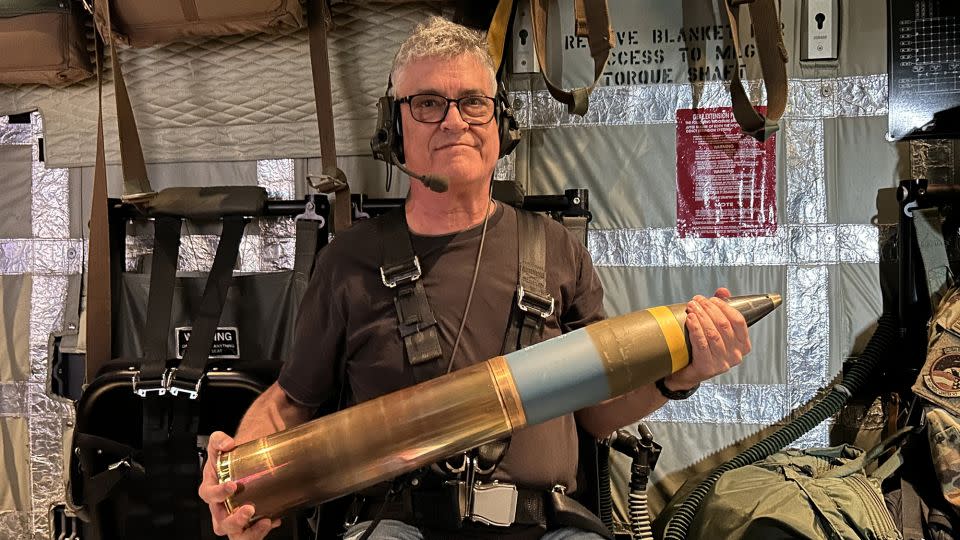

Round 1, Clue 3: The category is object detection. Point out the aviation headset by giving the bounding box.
[370,78,522,165]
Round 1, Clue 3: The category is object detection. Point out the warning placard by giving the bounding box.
[676,107,777,238]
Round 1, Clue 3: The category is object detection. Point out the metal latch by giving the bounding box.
[469,482,519,527]
[381,256,422,288]
[166,368,202,400]
[131,372,166,397]
[517,285,555,318]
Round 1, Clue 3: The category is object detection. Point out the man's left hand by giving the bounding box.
[665,288,751,392]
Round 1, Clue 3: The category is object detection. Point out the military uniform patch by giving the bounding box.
[924,353,960,398]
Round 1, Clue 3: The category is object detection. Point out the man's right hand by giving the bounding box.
[199,431,280,539]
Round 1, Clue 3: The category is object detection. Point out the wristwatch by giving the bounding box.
[655,377,699,400]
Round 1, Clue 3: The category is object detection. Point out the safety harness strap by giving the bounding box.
[138,217,182,385]
[167,216,247,397]
[379,209,444,381]
[502,210,553,355]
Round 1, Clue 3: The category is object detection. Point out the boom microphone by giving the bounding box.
[393,159,449,193]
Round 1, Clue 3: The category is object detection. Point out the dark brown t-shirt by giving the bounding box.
[278,202,606,490]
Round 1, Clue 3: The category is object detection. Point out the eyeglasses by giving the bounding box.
[397,94,496,125]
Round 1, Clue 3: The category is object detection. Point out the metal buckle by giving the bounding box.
[517,285,555,319]
[107,458,131,472]
[469,482,518,527]
[131,372,166,397]
[166,368,202,400]
[380,256,422,288]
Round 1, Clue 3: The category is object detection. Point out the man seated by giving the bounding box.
[199,16,751,540]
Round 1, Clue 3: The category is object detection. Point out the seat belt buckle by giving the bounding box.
[165,368,202,400]
[469,482,519,527]
[517,285,555,319]
[381,256,422,288]
[131,371,167,397]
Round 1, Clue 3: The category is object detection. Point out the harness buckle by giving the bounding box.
[380,256,422,288]
[165,368,203,400]
[131,372,166,397]
[517,285,555,319]
[470,482,519,527]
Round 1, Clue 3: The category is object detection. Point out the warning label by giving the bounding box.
[676,107,777,238]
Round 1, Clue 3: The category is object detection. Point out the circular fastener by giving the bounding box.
[573,197,581,204]
[67,323,77,331]
[820,85,831,97]
[67,248,77,259]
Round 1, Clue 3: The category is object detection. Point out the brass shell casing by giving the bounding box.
[220,357,525,520]
[218,294,781,520]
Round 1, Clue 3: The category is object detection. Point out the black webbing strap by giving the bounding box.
[75,433,143,506]
[378,209,444,381]
[502,211,553,354]
[137,216,182,390]
[166,216,247,398]
[293,217,322,286]
[141,394,202,536]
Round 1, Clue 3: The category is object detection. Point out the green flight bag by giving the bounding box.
[655,439,905,540]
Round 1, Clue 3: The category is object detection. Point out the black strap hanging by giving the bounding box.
[166,216,248,398]
[134,216,182,394]
[378,209,445,382]
[502,210,553,355]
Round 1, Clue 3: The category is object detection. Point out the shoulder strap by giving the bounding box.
[136,216,182,390]
[502,210,553,354]
[378,209,445,382]
[166,216,248,398]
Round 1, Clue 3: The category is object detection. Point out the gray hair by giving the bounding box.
[390,16,497,95]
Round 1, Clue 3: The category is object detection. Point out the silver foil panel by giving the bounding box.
[910,140,955,181]
[646,383,786,424]
[31,112,70,240]
[786,266,830,388]
[0,240,84,275]
[833,75,888,118]
[784,119,827,224]
[28,383,71,540]
[793,420,831,449]
[0,116,33,145]
[126,231,296,273]
[493,151,516,184]
[257,159,295,200]
[838,225,882,264]
[0,511,31,540]
[588,224,886,267]
[0,383,28,417]
[516,75,888,129]
[29,275,70,540]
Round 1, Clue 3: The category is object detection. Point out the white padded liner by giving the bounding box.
[0,2,452,168]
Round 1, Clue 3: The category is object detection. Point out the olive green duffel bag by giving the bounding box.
[654,437,907,540]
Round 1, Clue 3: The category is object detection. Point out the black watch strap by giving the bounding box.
[656,377,699,400]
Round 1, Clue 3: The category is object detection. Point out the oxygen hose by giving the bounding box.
[663,311,899,540]
[597,443,614,531]
[628,459,654,540]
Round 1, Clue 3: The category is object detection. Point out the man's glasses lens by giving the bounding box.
[407,94,495,124]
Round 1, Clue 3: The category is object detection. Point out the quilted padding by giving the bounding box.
[0,2,452,168]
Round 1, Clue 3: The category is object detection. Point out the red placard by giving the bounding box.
[676,107,777,238]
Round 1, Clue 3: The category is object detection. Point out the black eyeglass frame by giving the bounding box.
[396,94,498,125]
